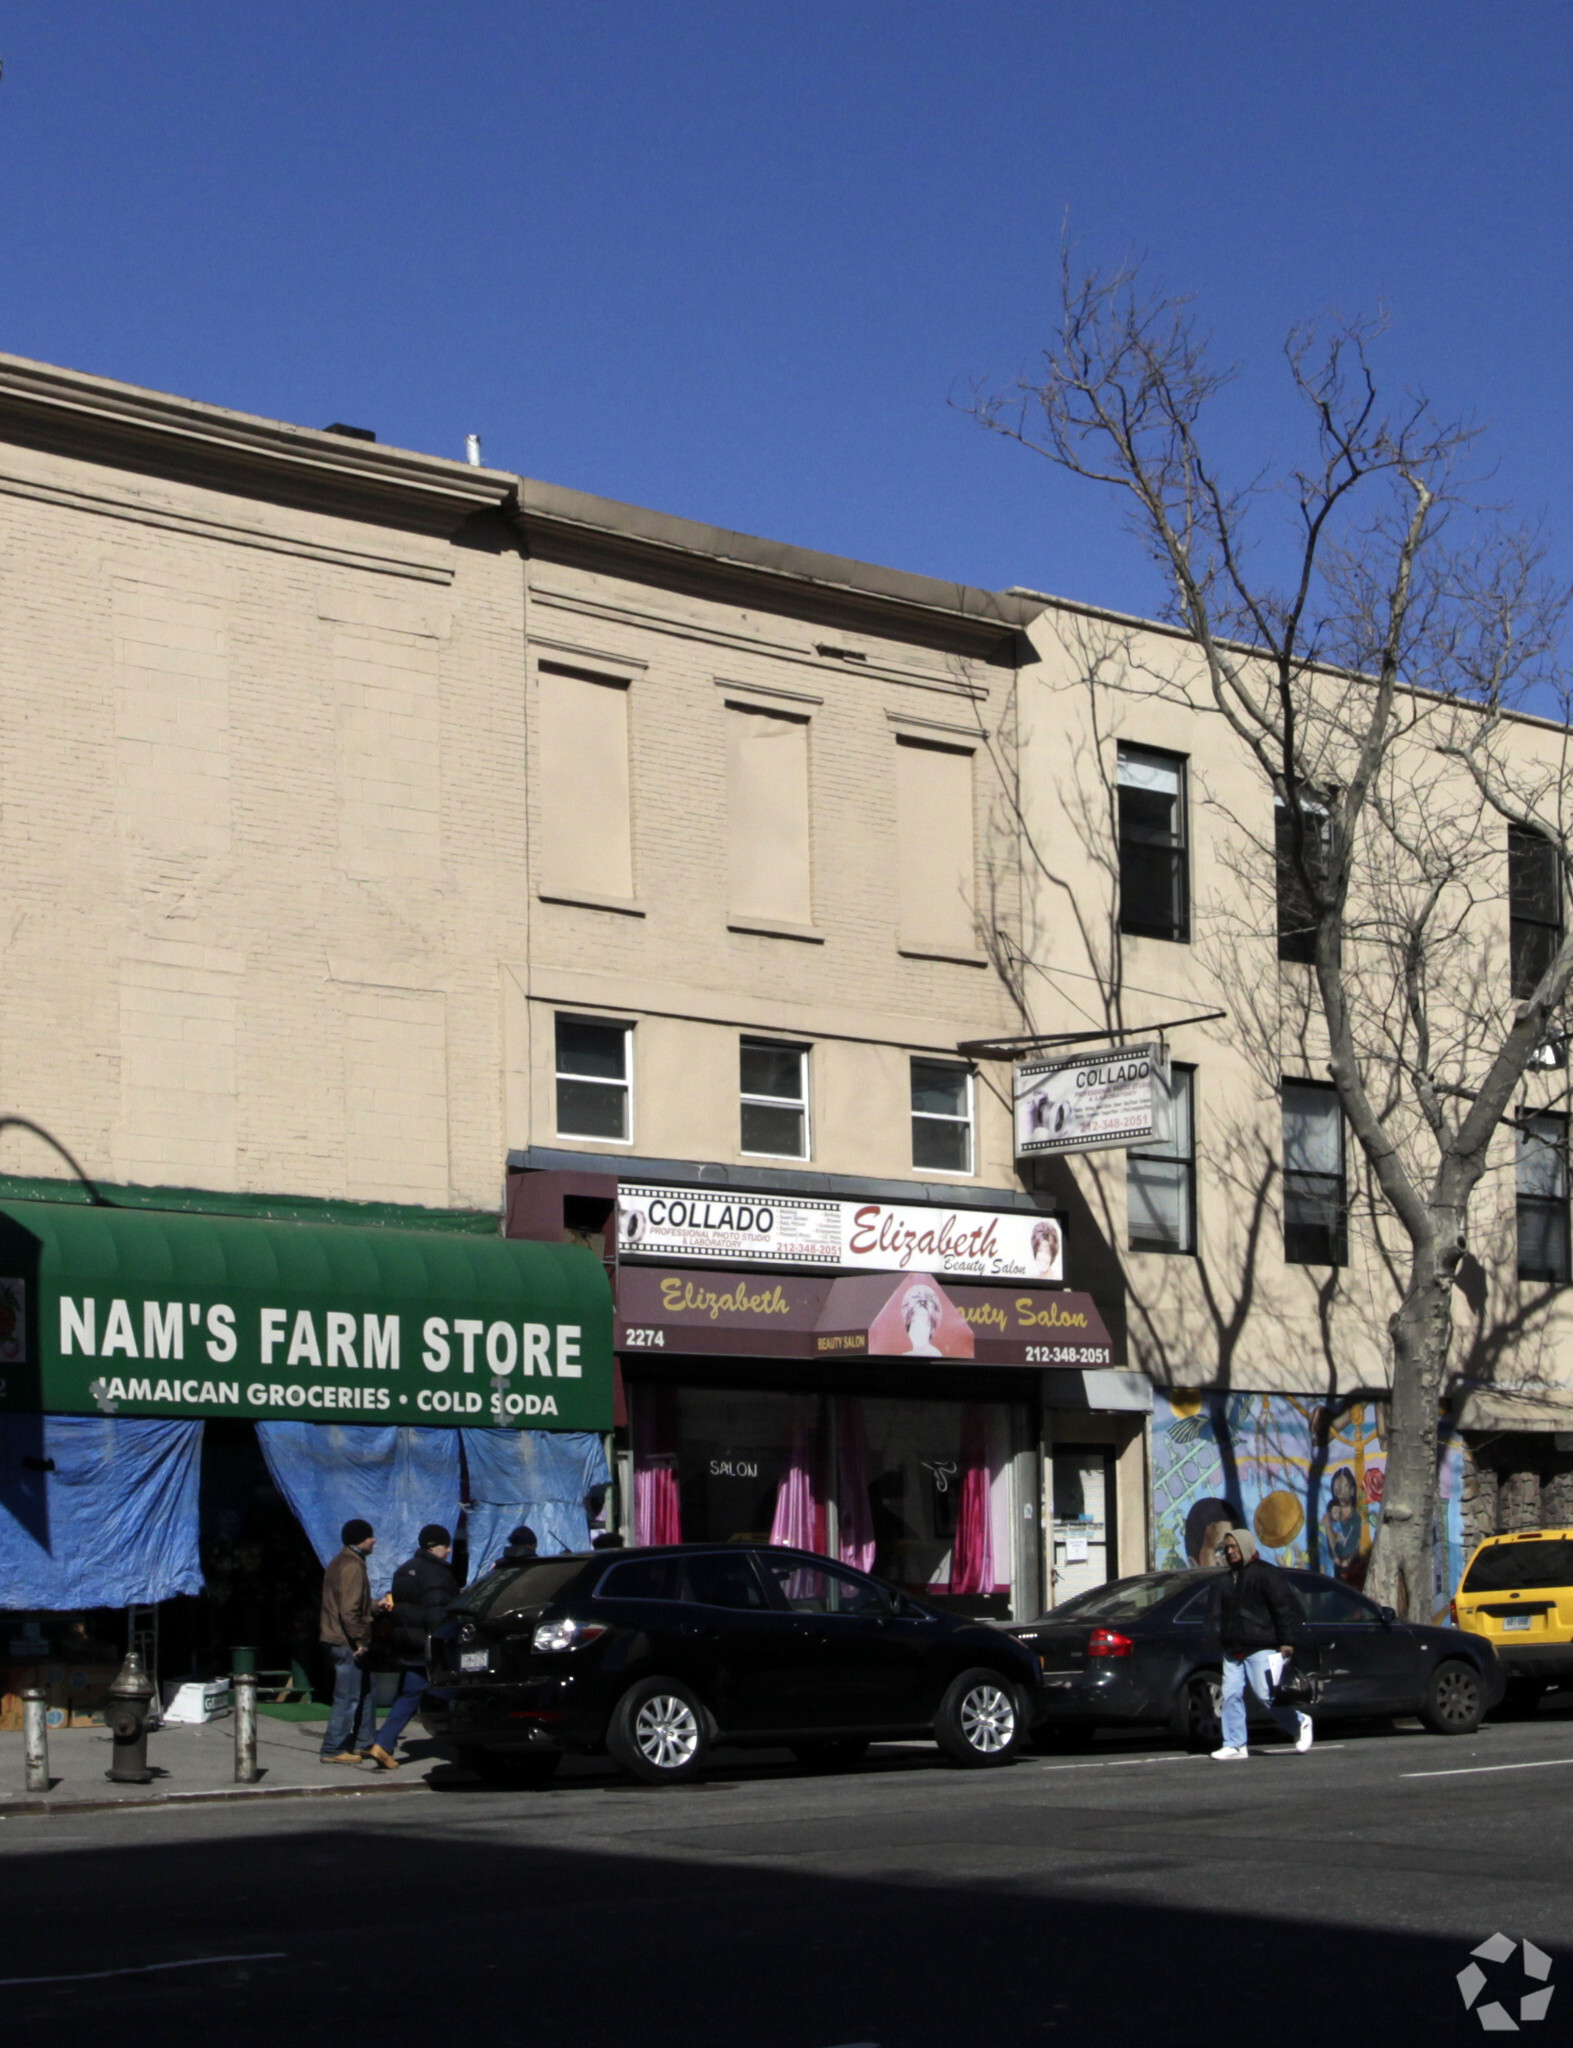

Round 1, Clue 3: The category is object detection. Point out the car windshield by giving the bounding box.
[1463,1538,1573,1594]
[455,1559,588,1619]
[1040,1575,1191,1623]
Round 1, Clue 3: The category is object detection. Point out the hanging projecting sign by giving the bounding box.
[617,1185,1063,1283]
[1014,1043,1171,1157]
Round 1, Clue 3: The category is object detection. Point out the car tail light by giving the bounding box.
[531,1618,608,1654]
[1449,1599,1458,1626]
[1086,1628,1134,1659]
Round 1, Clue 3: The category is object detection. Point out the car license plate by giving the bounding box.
[460,1649,490,1670]
[1500,1615,1532,1632]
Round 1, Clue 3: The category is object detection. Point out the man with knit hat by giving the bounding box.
[319,1518,377,1763]
[1206,1525,1313,1759]
[366,1524,458,1770]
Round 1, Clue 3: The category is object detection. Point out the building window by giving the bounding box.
[1127,1065,1195,1253]
[555,1016,632,1142]
[1517,1112,1570,1284]
[895,736,977,957]
[911,1059,974,1174]
[1509,825,1563,1000]
[1282,1079,1346,1266]
[537,664,634,902]
[726,703,812,928]
[1117,744,1188,942]
[740,1039,809,1158]
[1276,792,1331,965]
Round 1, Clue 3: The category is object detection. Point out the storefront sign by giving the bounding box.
[616,1267,1111,1369]
[1014,1043,1170,1157]
[617,1184,1063,1283]
[0,1201,614,1430]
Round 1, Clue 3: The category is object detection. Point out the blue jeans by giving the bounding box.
[1220,1651,1310,1749]
[321,1645,376,1757]
[376,1665,427,1753]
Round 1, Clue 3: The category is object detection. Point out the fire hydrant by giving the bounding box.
[105,1650,156,1784]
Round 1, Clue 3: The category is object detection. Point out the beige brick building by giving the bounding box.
[0,351,1567,1637]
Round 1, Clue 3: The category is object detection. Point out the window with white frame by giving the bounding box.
[910,1058,974,1174]
[740,1039,809,1158]
[555,1016,632,1142]
[1117,744,1189,943]
[1127,1065,1195,1253]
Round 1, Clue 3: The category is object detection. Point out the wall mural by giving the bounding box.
[1150,1390,1469,1620]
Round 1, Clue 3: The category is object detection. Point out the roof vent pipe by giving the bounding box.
[465,434,482,467]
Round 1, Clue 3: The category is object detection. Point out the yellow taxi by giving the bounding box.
[1452,1527,1573,1709]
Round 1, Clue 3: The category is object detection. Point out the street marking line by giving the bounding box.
[0,1952,287,1988]
[1403,1756,1573,1780]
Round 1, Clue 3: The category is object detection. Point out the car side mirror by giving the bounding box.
[1380,1605,1397,1625]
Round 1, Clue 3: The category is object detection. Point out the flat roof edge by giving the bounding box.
[0,352,516,515]
[516,476,1045,635]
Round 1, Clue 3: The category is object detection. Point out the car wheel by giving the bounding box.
[1422,1659,1485,1735]
[1172,1671,1223,1753]
[790,1738,870,1771]
[1029,1723,1097,1753]
[606,1678,711,1784]
[460,1747,562,1788]
[933,1669,1021,1767]
[1494,1679,1545,1720]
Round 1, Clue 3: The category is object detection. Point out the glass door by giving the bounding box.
[1051,1448,1114,1606]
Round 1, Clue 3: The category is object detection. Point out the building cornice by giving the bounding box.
[0,353,515,535]
[514,476,1044,652]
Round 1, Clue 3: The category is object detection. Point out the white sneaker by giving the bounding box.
[1294,1718,1314,1753]
[1210,1744,1248,1760]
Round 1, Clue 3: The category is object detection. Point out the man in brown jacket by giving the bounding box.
[319,1518,377,1763]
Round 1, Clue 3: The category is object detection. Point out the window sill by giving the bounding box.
[898,944,990,968]
[538,891,646,918]
[727,918,825,945]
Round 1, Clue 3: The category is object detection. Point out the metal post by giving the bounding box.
[22,1686,48,1793]
[233,1671,258,1784]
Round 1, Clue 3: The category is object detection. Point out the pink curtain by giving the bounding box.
[770,1397,820,1550]
[632,1384,682,1546]
[950,1405,994,1596]
[835,1396,876,1573]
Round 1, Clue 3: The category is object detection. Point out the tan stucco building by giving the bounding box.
[0,351,1567,1642]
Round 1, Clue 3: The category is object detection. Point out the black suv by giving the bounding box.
[420,1543,1039,1785]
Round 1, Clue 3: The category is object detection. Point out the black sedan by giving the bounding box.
[1006,1568,1505,1750]
[420,1543,1041,1785]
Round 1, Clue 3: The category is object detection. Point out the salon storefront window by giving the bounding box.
[629,1381,1027,1620]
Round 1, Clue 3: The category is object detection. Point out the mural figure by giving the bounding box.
[1150,1389,1467,1621]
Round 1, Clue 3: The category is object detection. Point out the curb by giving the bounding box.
[0,1773,433,1818]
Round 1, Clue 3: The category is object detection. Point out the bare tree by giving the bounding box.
[973,251,1573,1617]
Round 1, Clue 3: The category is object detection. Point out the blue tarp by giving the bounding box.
[0,1415,204,1609]
[461,1429,611,1575]
[257,1423,462,1599]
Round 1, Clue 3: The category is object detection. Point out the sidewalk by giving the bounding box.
[0,1709,444,1813]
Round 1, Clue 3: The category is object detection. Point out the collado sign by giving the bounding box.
[1014,1043,1172,1157]
[618,1185,1064,1284]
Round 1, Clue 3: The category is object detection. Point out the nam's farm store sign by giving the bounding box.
[0,1201,613,1430]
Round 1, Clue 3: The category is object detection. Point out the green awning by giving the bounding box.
[0,1200,612,1431]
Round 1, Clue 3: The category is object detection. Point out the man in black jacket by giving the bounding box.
[1206,1526,1313,1760]
[367,1524,456,1771]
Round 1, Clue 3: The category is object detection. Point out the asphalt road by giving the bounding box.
[4,1702,1573,2048]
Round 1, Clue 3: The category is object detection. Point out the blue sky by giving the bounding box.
[3,2,1569,617]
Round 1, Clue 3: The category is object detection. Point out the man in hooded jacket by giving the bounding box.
[366,1523,457,1770]
[1205,1525,1313,1759]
